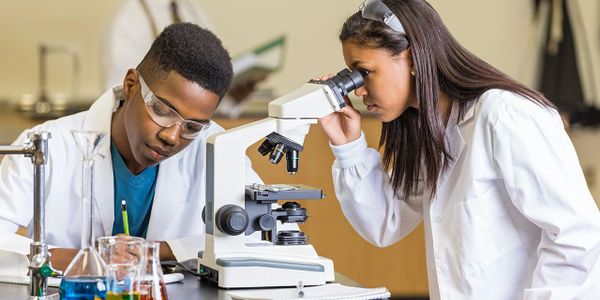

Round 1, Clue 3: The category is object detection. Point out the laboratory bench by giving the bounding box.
[0,271,368,300]
[0,101,430,297]
[0,272,227,299]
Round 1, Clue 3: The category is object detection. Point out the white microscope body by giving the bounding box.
[199,69,364,288]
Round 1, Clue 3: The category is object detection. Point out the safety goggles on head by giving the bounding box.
[358,0,406,35]
[138,72,210,139]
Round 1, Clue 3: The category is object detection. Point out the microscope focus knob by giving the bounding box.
[258,214,276,231]
[215,205,249,236]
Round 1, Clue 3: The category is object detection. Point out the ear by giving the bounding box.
[405,47,415,73]
[122,68,139,101]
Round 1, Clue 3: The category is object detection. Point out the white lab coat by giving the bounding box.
[331,89,600,299]
[0,87,261,261]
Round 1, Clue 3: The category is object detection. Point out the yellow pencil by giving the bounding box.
[121,200,130,235]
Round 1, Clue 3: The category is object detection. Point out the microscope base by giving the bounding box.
[199,255,334,288]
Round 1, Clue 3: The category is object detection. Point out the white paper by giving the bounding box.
[226,283,391,300]
[0,232,33,255]
[0,249,29,279]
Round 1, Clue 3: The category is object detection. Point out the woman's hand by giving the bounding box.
[316,75,362,145]
[319,105,362,146]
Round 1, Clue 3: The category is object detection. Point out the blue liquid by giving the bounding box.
[59,276,107,300]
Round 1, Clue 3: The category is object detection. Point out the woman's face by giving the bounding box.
[342,40,418,122]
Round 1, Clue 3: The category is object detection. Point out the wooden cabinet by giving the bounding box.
[214,117,429,296]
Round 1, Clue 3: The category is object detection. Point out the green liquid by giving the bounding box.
[105,291,141,300]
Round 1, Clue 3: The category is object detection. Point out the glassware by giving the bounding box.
[138,241,169,300]
[60,131,108,300]
[98,236,146,300]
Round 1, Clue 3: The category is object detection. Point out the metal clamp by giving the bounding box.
[0,131,58,299]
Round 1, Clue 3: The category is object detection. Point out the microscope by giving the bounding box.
[199,69,364,288]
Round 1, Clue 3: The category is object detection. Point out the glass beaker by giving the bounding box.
[60,131,108,300]
[98,236,145,300]
[138,241,169,300]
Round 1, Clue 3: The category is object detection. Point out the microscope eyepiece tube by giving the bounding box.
[328,68,365,98]
[307,68,366,110]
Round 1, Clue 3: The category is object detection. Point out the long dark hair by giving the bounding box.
[340,0,555,198]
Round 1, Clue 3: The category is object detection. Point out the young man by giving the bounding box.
[0,23,260,270]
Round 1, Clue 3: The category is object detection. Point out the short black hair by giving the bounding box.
[138,23,233,99]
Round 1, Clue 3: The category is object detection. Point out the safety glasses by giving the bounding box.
[358,0,406,35]
[138,72,210,139]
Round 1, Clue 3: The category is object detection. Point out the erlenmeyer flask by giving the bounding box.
[60,130,108,300]
[139,242,169,300]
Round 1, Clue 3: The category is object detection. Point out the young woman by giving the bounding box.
[319,0,600,298]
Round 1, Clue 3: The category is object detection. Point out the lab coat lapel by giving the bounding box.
[80,87,121,236]
[145,151,188,240]
[438,101,474,186]
[94,153,115,237]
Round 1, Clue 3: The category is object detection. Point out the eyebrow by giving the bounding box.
[155,96,210,124]
[349,60,362,69]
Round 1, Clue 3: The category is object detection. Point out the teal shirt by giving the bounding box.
[110,143,158,238]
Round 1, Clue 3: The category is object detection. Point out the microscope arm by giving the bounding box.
[269,82,344,120]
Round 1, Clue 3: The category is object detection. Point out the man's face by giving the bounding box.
[117,70,219,174]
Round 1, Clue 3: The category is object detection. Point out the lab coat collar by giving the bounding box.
[81,86,122,159]
[79,86,122,236]
[457,99,476,126]
[438,100,470,187]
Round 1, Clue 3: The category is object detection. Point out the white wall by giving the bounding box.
[0,0,536,102]
[0,1,122,102]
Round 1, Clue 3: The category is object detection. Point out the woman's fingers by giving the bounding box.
[318,107,362,146]
[315,73,335,81]
[338,105,361,121]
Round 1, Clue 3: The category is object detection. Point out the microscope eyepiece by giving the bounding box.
[328,68,365,98]
[308,68,365,110]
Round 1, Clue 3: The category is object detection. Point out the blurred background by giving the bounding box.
[0,0,599,298]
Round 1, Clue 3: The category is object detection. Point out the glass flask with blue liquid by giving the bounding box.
[60,130,109,300]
